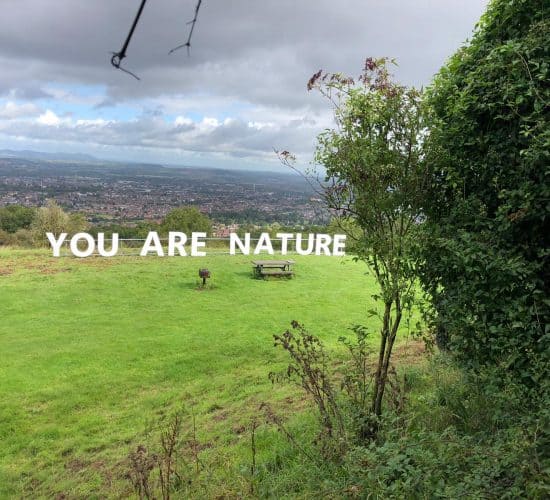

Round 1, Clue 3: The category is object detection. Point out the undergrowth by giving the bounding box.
[257,353,549,499]
[124,332,549,499]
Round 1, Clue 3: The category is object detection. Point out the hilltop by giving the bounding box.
[0,250,420,497]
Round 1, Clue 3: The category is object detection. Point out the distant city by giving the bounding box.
[0,151,328,232]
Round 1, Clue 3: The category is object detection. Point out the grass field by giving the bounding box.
[0,249,421,497]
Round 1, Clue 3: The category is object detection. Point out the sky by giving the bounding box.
[0,0,489,171]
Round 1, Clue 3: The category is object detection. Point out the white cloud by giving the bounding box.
[0,101,42,119]
[36,109,62,126]
[174,115,193,126]
[0,110,321,162]
[201,117,220,128]
[75,118,110,126]
[248,121,275,130]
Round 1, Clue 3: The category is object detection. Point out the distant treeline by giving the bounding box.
[210,207,328,226]
[0,202,87,247]
[0,202,349,248]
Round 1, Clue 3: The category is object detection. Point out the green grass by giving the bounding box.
[0,248,416,497]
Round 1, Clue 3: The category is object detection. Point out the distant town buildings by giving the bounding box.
[0,157,328,226]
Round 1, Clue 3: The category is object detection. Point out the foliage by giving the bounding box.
[0,202,88,247]
[160,206,212,236]
[338,325,376,437]
[326,217,363,253]
[270,321,347,457]
[0,228,34,247]
[12,229,35,248]
[419,0,550,388]
[340,358,550,499]
[343,423,547,499]
[260,356,550,499]
[125,409,204,500]
[0,205,36,233]
[306,58,428,427]
[89,220,159,240]
[0,229,9,245]
[271,322,411,459]
[31,199,88,245]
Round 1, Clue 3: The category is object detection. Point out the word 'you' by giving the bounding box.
[47,232,347,258]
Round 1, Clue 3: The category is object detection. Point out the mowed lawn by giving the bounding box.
[0,249,414,497]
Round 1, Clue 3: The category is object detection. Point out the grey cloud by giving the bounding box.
[0,0,489,165]
[11,86,53,101]
[0,0,488,106]
[0,112,316,159]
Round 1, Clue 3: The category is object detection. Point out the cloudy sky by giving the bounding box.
[0,0,488,171]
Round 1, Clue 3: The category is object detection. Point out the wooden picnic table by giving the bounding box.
[252,259,295,278]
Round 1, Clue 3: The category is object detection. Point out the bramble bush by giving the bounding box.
[419,0,549,390]
[261,354,549,499]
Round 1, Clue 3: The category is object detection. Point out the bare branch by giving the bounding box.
[274,149,326,200]
[169,0,203,56]
[110,0,205,79]
[110,0,148,80]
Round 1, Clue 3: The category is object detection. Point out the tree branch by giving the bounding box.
[169,0,203,55]
[110,0,148,80]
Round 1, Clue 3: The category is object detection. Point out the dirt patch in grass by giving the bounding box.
[392,340,427,365]
[61,457,115,495]
[22,260,57,270]
[78,258,117,269]
[65,458,87,472]
[4,255,117,274]
[183,439,213,453]
[7,259,73,275]
[0,267,13,276]
[212,410,229,422]
[64,457,110,475]
[232,424,247,435]
[40,267,71,275]
[8,260,69,275]
[208,392,311,436]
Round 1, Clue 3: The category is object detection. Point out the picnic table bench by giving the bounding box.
[252,259,295,278]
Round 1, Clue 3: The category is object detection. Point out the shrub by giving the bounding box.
[419,0,549,389]
[0,229,13,246]
[0,205,36,233]
[160,207,212,236]
[12,229,34,248]
[31,200,89,246]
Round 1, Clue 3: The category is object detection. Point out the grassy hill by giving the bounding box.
[0,249,422,497]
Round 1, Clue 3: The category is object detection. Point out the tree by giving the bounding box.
[290,58,428,431]
[31,200,89,245]
[0,205,36,233]
[161,206,212,235]
[419,0,549,389]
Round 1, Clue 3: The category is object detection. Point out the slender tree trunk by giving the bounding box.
[372,301,391,417]
[371,297,404,421]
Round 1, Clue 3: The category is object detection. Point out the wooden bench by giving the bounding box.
[260,269,294,277]
[252,260,295,278]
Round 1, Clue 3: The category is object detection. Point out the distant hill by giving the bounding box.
[0,155,307,186]
[0,149,98,162]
